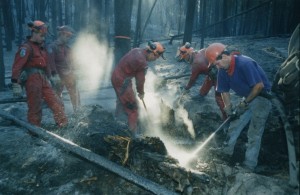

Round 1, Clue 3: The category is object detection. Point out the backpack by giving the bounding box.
[277,23,299,88]
[278,51,299,86]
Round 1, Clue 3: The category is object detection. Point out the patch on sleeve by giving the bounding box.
[19,48,27,57]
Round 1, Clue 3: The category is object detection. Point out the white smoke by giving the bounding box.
[71,32,113,91]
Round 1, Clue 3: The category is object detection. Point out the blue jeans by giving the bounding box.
[223,96,272,169]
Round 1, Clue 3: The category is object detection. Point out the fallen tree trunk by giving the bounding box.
[0,98,27,104]
[0,96,116,104]
[271,97,299,188]
[0,110,178,195]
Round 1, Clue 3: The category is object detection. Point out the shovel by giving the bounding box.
[141,98,147,111]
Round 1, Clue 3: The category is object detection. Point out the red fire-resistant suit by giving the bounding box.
[185,49,227,120]
[11,40,68,127]
[48,40,80,111]
[111,48,148,131]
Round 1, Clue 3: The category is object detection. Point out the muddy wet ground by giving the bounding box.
[0,35,299,194]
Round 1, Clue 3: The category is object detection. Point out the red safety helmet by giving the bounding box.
[147,41,166,59]
[175,42,194,61]
[205,43,226,66]
[28,20,48,35]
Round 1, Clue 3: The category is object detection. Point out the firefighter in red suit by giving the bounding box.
[48,25,80,112]
[111,41,165,138]
[175,42,227,120]
[11,20,68,127]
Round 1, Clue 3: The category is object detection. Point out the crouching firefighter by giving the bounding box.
[206,43,272,171]
[111,41,165,138]
[175,42,227,120]
[11,20,68,128]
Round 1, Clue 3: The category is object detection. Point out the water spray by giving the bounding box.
[173,116,232,167]
[191,116,232,157]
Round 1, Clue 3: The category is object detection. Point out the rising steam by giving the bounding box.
[138,70,198,166]
[71,32,113,92]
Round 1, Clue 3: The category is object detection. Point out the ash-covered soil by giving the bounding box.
[0,35,299,194]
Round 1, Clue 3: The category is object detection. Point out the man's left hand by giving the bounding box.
[50,74,61,88]
[12,83,23,97]
[208,65,218,81]
[235,100,249,116]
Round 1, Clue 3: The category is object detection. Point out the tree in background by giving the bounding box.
[183,0,197,45]
[0,1,5,90]
[114,0,133,65]
[0,0,298,91]
[2,0,14,51]
[15,0,25,46]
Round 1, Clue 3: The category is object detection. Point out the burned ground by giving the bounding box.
[0,36,299,194]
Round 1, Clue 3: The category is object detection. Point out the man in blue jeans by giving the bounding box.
[205,43,272,171]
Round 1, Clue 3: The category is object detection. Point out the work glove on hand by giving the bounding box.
[50,74,61,91]
[224,104,236,118]
[50,74,61,88]
[208,65,218,81]
[235,100,249,116]
[12,83,22,97]
[138,93,144,100]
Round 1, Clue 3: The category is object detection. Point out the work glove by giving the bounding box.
[138,93,144,100]
[235,100,249,116]
[50,74,61,88]
[50,74,61,92]
[224,103,236,118]
[208,65,218,81]
[12,83,23,98]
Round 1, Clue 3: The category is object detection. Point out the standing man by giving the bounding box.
[48,25,80,112]
[175,42,227,120]
[11,20,68,127]
[205,43,272,171]
[111,41,165,138]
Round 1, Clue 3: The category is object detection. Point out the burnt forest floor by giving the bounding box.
[0,35,299,195]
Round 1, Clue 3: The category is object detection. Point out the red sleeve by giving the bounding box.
[11,45,31,83]
[186,63,207,89]
[185,52,210,89]
[135,60,147,94]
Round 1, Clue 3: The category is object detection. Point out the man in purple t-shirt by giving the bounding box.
[205,43,272,171]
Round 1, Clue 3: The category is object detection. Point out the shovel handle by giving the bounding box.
[142,99,147,111]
